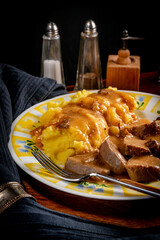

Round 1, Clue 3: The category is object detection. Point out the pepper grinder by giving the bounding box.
[106,30,144,91]
[41,22,65,85]
[75,20,102,90]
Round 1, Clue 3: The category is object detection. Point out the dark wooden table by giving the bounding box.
[22,71,160,229]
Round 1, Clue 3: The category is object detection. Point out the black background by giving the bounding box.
[0,2,159,86]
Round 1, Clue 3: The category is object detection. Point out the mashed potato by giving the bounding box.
[31,88,137,166]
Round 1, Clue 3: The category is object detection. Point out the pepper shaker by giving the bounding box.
[75,20,102,90]
[106,30,143,91]
[41,22,65,85]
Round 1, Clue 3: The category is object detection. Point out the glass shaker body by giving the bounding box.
[41,23,65,85]
[75,22,102,90]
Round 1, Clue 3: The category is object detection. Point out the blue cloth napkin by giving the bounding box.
[0,63,67,185]
[0,63,160,239]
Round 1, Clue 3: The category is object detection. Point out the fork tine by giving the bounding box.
[36,149,70,176]
[38,149,71,175]
[32,151,58,176]
[32,149,70,177]
[32,150,67,177]
[31,149,160,197]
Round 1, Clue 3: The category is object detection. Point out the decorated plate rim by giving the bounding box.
[8,90,160,201]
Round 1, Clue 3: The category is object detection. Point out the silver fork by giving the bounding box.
[31,148,160,198]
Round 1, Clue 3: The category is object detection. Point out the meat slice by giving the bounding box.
[99,138,127,174]
[126,155,160,182]
[147,119,160,136]
[120,118,151,138]
[145,137,160,157]
[65,152,110,175]
[120,118,160,139]
[120,135,151,156]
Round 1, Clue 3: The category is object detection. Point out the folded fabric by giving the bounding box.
[1,63,160,239]
[0,63,67,185]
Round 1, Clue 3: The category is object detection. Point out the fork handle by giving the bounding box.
[91,173,160,198]
[120,178,160,197]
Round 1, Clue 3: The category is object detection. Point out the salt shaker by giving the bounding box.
[75,20,102,90]
[41,22,65,85]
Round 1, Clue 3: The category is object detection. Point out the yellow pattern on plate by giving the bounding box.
[8,91,160,200]
[151,99,160,115]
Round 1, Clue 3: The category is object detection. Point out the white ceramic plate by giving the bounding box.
[8,91,160,200]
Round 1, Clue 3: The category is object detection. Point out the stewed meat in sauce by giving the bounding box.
[65,118,160,183]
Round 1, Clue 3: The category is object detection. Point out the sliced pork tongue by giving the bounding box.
[126,155,160,182]
[145,138,160,157]
[65,118,160,182]
[120,118,160,157]
[120,118,151,138]
[119,117,160,182]
[120,134,151,157]
[99,137,127,174]
[98,118,160,177]
[120,118,160,139]
[65,152,110,175]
